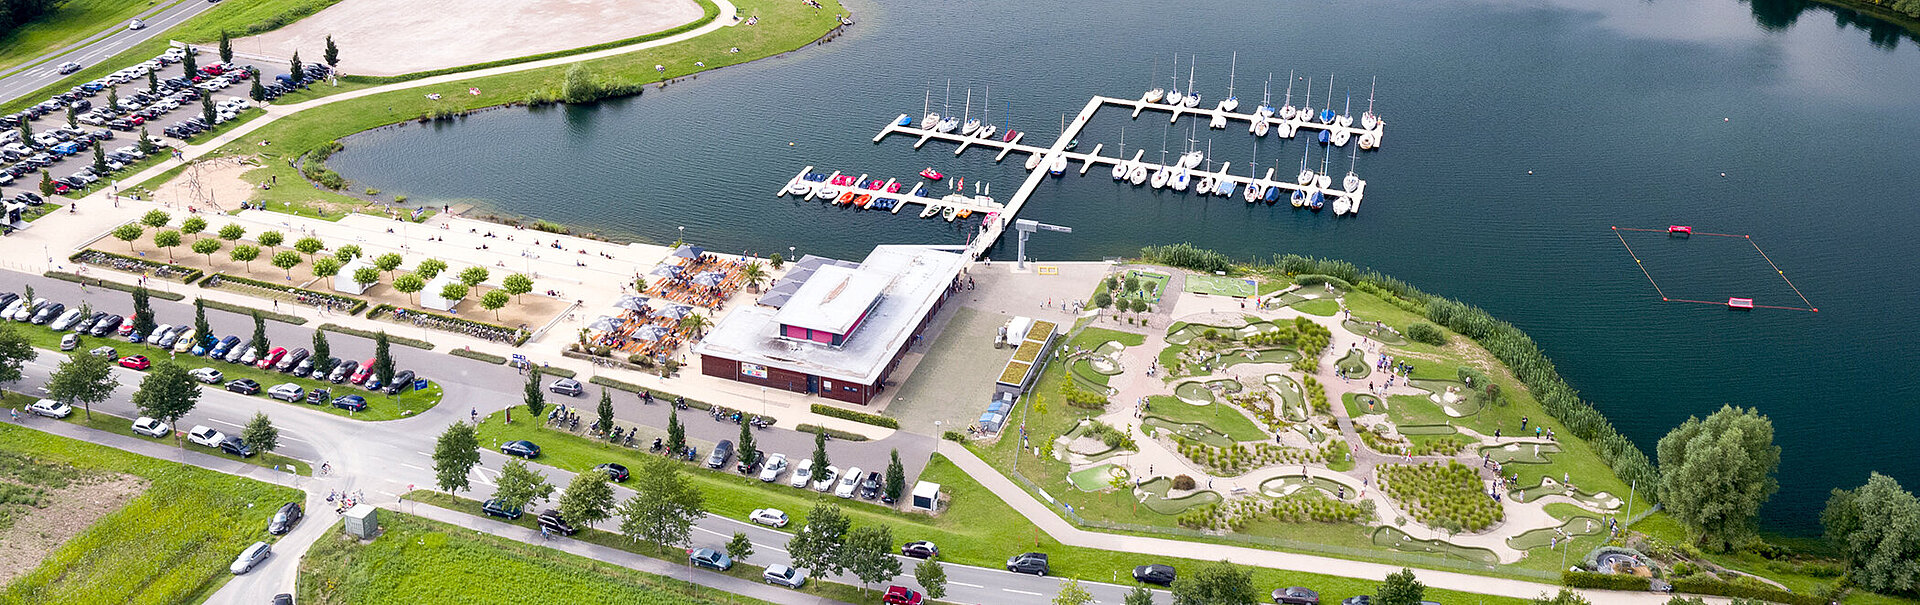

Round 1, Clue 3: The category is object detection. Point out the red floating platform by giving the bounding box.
[1728,297,1754,309]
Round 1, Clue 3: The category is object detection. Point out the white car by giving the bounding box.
[749,508,788,528]
[267,383,303,402]
[127,18,145,30]
[787,458,813,489]
[834,466,863,498]
[132,416,170,438]
[225,98,251,110]
[757,453,788,482]
[27,399,72,419]
[763,564,807,588]
[189,367,223,384]
[188,425,225,448]
[812,465,839,492]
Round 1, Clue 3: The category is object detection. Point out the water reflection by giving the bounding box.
[1744,0,1919,50]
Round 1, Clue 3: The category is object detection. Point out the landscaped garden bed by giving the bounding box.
[1380,461,1505,532]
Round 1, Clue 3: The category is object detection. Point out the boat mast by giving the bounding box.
[1283,69,1295,108]
[982,85,989,124]
[1170,53,1180,96]
[943,79,951,117]
[1226,52,1237,99]
[1366,76,1377,116]
[1263,74,1271,106]
[1159,121,1169,166]
[1186,55,1196,95]
[963,88,971,124]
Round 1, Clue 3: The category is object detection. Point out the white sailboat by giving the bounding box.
[1331,92,1353,145]
[1213,160,1234,196]
[1143,57,1164,104]
[1218,52,1240,113]
[961,89,980,136]
[1336,92,1354,128]
[1195,148,1217,194]
[1181,55,1201,108]
[1049,153,1068,176]
[977,90,997,139]
[1171,165,1190,191]
[1343,147,1363,193]
[1165,53,1184,106]
[1318,75,1337,125]
[1315,149,1333,191]
[1333,195,1351,216]
[1243,147,1261,202]
[1148,124,1170,188]
[1299,76,1314,131]
[1278,69,1298,121]
[1296,144,1314,185]
[1111,128,1129,180]
[922,85,939,131]
[935,80,959,133]
[1362,76,1381,131]
[1128,162,1148,185]
[1251,74,1273,137]
[1209,112,1227,129]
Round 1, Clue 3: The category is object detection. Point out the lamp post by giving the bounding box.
[934,420,942,455]
[677,225,684,245]
[760,386,767,416]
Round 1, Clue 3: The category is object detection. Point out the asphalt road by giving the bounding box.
[0,0,218,105]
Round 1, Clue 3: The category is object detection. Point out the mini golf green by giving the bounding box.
[1222,348,1302,368]
[1481,442,1560,465]
[1397,424,1459,436]
[1265,374,1308,420]
[1142,416,1237,448]
[1185,274,1258,297]
[1094,340,1127,356]
[1371,527,1501,565]
[1409,379,1482,416]
[1293,298,1340,316]
[1507,515,1605,550]
[1068,464,1128,491]
[1137,477,1224,515]
[1348,393,1384,416]
[1343,319,1408,344]
[1511,478,1622,509]
[1259,474,1358,501]
[1173,379,1243,404]
[1336,349,1370,378]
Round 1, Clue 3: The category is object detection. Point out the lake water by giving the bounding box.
[329,0,1920,534]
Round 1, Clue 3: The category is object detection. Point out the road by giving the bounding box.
[0,0,219,104]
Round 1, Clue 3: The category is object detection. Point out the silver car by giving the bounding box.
[267,383,304,402]
[230,541,271,574]
[763,564,807,588]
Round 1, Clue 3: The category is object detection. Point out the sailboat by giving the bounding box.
[1128,161,1148,185]
[1298,76,1314,130]
[1243,147,1261,202]
[1025,153,1043,171]
[1171,127,1194,191]
[1251,75,1273,137]
[1309,190,1326,211]
[1291,188,1307,208]
[976,86,996,139]
[1147,124,1170,188]
[1165,53,1184,106]
[1362,76,1381,131]
[1218,52,1240,113]
[1143,57,1164,104]
[1336,92,1354,128]
[1315,148,1334,191]
[1318,75,1337,124]
[961,89,980,136]
[922,85,939,131]
[1181,55,1201,108]
[1213,161,1235,196]
[1195,145,1217,194]
[1111,128,1129,180]
[1343,147,1363,193]
[936,80,960,133]
[1296,144,1314,185]
[1278,70,1298,121]
[1049,153,1068,176]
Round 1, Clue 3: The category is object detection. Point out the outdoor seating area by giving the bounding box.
[645,246,753,309]
[585,295,700,359]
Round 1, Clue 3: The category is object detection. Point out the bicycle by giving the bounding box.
[319,462,332,476]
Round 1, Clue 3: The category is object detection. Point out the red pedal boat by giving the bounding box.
[919,167,943,180]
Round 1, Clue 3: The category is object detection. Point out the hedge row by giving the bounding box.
[1561,570,1651,591]
[41,272,186,301]
[198,299,308,325]
[202,273,368,315]
[1252,252,1661,497]
[795,424,870,442]
[1669,577,1824,605]
[449,348,506,365]
[316,323,436,350]
[809,404,899,429]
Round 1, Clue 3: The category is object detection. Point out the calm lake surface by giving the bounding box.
[330,0,1920,533]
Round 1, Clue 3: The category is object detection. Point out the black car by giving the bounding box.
[272,594,292,605]
[1133,564,1177,586]
[593,462,629,482]
[705,439,734,469]
[1007,552,1049,575]
[74,311,109,334]
[481,498,521,519]
[267,502,303,535]
[1341,596,1372,605]
[89,314,122,336]
[736,449,764,474]
[328,359,357,383]
[219,436,255,457]
[331,395,367,411]
[859,471,883,500]
[30,302,64,324]
[275,347,309,372]
[225,379,261,395]
[901,540,939,559]
[291,355,316,378]
[383,369,415,394]
[1274,586,1322,605]
[305,387,331,405]
[537,509,578,535]
[501,440,540,458]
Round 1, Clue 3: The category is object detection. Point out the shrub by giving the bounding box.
[1668,577,1824,605]
[809,404,898,429]
[1139,243,1233,273]
[1406,322,1446,346]
[1172,475,1196,490]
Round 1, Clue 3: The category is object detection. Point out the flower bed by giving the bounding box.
[70,249,203,282]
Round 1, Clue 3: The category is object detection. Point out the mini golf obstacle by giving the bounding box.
[1611,226,1818,312]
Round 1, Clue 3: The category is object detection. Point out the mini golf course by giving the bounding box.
[1185,274,1258,297]
[1511,478,1623,510]
[1344,319,1408,344]
[1260,474,1358,501]
[1265,374,1308,420]
[1481,442,1560,465]
[1222,348,1302,368]
[1293,298,1340,316]
[1143,416,1238,448]
[1371,527,1501,565]
[1336,348,1370,378]
[1174,379,1244,404]
[1507,514,1606,550]
[1068,463,1128,491]
[1136,477,1223,515]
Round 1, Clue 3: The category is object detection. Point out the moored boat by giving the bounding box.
[1171,167,1191,191]
[1333,195,1351,215]
[1129,163,1148,185]
[1150,165,1170,188]
[836,191,856,205]
[1291,189,1307,207]
[920,167,944,180]
[920,203,941,218]
[943,205,959,221]
[1048,153,1068,176]
[855,193,874,208]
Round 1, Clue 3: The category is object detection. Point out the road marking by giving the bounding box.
[293,457,315,464]
[378,491,398,498]
[399,463,428,471]
[416,451,433,457]
[950,582,983,588]
[1002,589,1042,596]
[210,418,242,428]
[281,435,310,444]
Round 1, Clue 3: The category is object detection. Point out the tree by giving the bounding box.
[193,297,212,341]
[65,104,76,128]
[111,223,143,252]
[374,252,403,275]
[17,120,30,146]
[1092,290,1113,309]
[811,429,831,481]
[1054,578,1094,605]
[147,69,158,94]
[457,266,489,287]
[37,170,52,196]
[310,256,341,287]
[352,266,380,291]
[242,412,279,453]
[181,47,197,78]
[311,330,331,367]
[153,229,181,260]
[1375,568,1425,605]
[258,230,284,250]
[432,422,479,494]
[334,244,362,262]
[1657,404,1780,551]
[439,282,468,304]
[392,273,425,304]
[218,223,245,241]
[678,313,711,336]
[270,250,301,277]
[618,456,706,551]
[107,88,119,115]
[180,216,207,236]
[480,289,509,320]
[769,252,785,269]
[200,94,215,127]
[1125,585,1155,605]
[92,144,107,175]
[726,531,754,564]
[249,71,265,102]
[371,331,394,387]
[1823,472,1920,593]
[846,524,902,593]
[131,287,154,337]
[594,388,615,433]
[523,366,546,418]
[502,273,533,302]
[415,258,448,280]
[138,124,158,155]
[218,31,233,63]
[0,324,35,384]
[230,244,260,270]
[741,262,767,292]
[493,458,555,511]
[289,51,303,85]
[1172,559,1258,605]
[915,558,948,600]
[734,414,757,463]
[559,470,616,530]
[294,236,325,258]
[885,449,907,503]
[1531,590,1592,605]
[787,502,851,577]
[131,361,198,438]
[250,310,269,357]
[324,35,340,67]
[666,408,685,454]
[46,350,117,421]
[192,237,221,262]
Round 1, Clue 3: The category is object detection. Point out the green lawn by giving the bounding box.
[1294,298,1340,316]
[1144,395,1268,442]
[469,412,1525,605]
[0,421,302,605]
[0,0,186,73]
[297,509,781,605]
[1,391,311,475]
[7,320,442,421]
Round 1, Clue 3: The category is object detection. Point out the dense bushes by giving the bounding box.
[1560,570,1652,591]
[1406,322,1447,346]
[1379,461,1504,532]
[0,0,57,31]
[1140,243,1233,274]
[1172,475,1196,490]
[809,404,898,429]
[1060,380,1109,409]
[300,140,347,190]
[1669,576,1825,605]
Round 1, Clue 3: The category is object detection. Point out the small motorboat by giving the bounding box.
[1144,88,1165,104]
[836,191,856,205]
[1049,154,1068,176]
[921,204,941,218]
[956,208,972,219]
[1129,164,1149,185]
[895,115,913,127]
[867,179,885,190]
[815,186,841,202]
[1171,167,1191,191]
[943,205,959,221]
[1291,189,1307,207]
[920,168,944,180]
[805,172,828,182]
[787,180,814,197]
[1333,195,1351,215]
[1150,166,1171,188]
[1330,129,1351,147]
[1025,154,1043,171]
[1213,177,1234,196]
[855,193,874,208]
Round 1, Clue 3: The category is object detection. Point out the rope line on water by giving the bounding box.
[1610,227,1817,312]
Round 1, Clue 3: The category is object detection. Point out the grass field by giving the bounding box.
[0,0,186,73]
[0,422,301,605]
[1,390,311,475]
[296,510,777,605]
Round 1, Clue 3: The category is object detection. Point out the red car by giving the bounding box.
[118,355,151,370]
[255,347,287,369]
[882,586,923,605]
[349,358,376,385]
[129,116,145,125]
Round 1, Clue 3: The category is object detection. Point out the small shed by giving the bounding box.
[334,256,376,295]
[420,274,463,312]
[343,504,379,538]
[911,481,942,511]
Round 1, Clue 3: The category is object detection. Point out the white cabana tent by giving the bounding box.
[334,256,376,295]
[420,274,463,312]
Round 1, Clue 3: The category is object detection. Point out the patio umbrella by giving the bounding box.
[650,264,683,277]
[586,316,619,332]
[634,325,671,341]
[671,245,706,259]
[614,295,649,312]
[692,271,725,287]
[658,304,694,319]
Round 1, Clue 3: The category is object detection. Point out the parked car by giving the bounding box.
[275,348,310,372]
[225,378,260,395]
[548,378,583,396]
[209,335,240,357]
[187,425,225,447]
[267,383,303,402]
[689,548,732,571]
[153,325,183,348]
[331,395,367,411]
[758,453,788,482]
[219,436,254,457]
[118,355,151,370]
[763,564,807,589]
[59,333,79,351]
[859,471,884,500]
[736,449,764,474]
[1274,586,1323,605]
[901,540,939,559]
[812,465,839,492]
[834,466,864,498]
[383,370,415,394]
[131,416,170,438]
[706,439,734,469]
[89,345,117,359]
[306,387,331,405]
[349,359,375,384]
[229,541,271,574]
[788,458,813,488]
[222,342,248,364]
[480,497,522,519]
[537,509,577,535]
[267,502,302,535]
[171,329,199,353]
[593,463,629,482]
[749,508,788,528]
[1340,596,1371,605]
[115,315,135,335]
[255,346,286,369]
[237,345,261,366]
[291,355,317,378]
[883,585,925,605]
[329,359,357,383]
[27,399,72,418]
[189,367,223,383]
[50,308,83,331]
[1007,552,1050,576]
[30,302,65,324]
[501,440,540,458]
[1133,563,1177,586]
